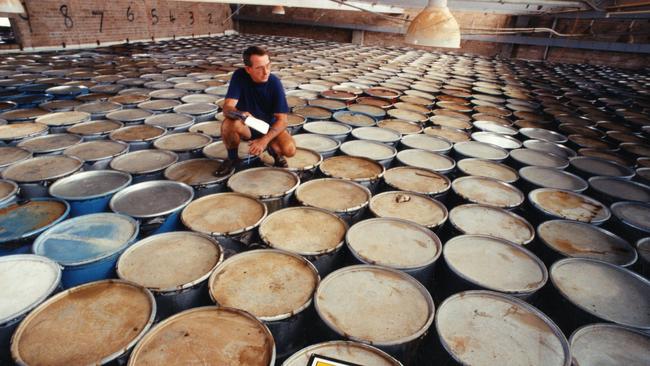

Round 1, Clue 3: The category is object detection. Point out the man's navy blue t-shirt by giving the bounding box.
[225,68,289,125]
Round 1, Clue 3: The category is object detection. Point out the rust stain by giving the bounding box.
[448,335,471,355]
[503,305,550,334]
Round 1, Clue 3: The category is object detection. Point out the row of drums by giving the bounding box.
[0,33,650,365]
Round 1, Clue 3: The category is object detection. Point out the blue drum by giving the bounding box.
[32,213,139,288]
[0,198,69,256]
[49,170,132,217]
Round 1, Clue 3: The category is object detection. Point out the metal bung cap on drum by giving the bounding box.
[118,231,223,292]
[2,155,83,183]
[0,255,61,325]
[436,290,570,366]
[351,126,401,145]
[49,170,132,201]
[110,181,194,219]
[283,341,402,366]
[369,191,447,229]
[182,193,267,236]
[12,280,156,366]
[17,133,82,154]
[569,156,635,178]
[383,166,450,196]
[144,113,195,130]
[569,323,650,366]
[0,122,48,142]
[260,147,322,171]
[203,140,253,160]
[519,166,588,192]
[528,188,610,224]
[164,158,233,186]
[550,258,650,331]
[35,111,90,127]
[588,176,650,203]
[347,217,441,269]
[396,149,456,174]
[127,306,275,366]
[64,140,128,162]
[454,141,509,161]
[66,119,123,137]
[209,249,318,320]
[228,167,300,200]
[259,207,347,255]
[320,155,384,182]
[452,176,524,208]
[0,146,32,170]
[400,134,452,154]
[457,158,518,183]
[444,235,547,294]
[510,148,569,169]
[538,220,637,266]
[315,265,434,345]
[340,140,397,162]
[295,178,370,213]
[0,199,69,244]
[33,213,139,266]
[110,149,178,174]
[153,132,211,152]
[449,204,535,245]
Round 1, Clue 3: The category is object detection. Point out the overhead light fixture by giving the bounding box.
[0,0,26,13]
[272,5,286,15]
[405,0,461,48]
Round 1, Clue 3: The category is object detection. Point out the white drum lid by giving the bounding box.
[511,149,569,168]
[260,147,321,170]
[182,192,267,235]
[347,218,441,269]
[370,191,447,228]
[449,204,534,245]
[436,291,570,366]
[351,126,401,143]
[378,119,422,135]
[0,122,48,140]
[457,158,518,183]
[49,170,131,200]
[203,140,252,160]
[400,134,452,153]
[209,250,318,320]
[164,158,231,186]
[444,235,547,293]
[452,176,524,208]
[118,231,222,291]
[0,255,61,324]
[570,156,633,177]
[189,121,221,137]
[18,133,82,154]
[12,280,155,366]
[570,324,650,366]
[173,102,218,116]
[0,146,32,168]
[35,111,90,127]
[259,207,347,255]
[66,119,123,136]
[340,140,396,161]
[127,307,274,366]
[611,201,650,233]
[110,149,178,174]
[454,141,508,160]
[538,220,637,266]
[551,258,650,330]
[144,113,194,129]
[589,177,650,202]
[302,121,351,135]
[383,166,450,195]
[529,188,610,223]
[228,167,299,198]
[293,133,340,153]
[2,155,82,182]
[397,149,455,172]
[106,108,153,123]
[315,265,434,345]
[520,166,587,192]
[110,125,166,142]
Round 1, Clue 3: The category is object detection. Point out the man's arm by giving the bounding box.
[222,98,250,118]
[249,112,287,155]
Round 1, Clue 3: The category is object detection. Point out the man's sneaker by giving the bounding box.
[273,155,289,168]
[214,158,239,176]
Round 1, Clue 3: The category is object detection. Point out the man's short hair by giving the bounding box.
[243,46,269,66]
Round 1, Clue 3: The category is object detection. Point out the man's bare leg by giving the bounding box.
[268,130,296,167]
[215,118,252,174]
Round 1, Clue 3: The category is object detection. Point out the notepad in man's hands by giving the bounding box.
[224,111,270,135]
